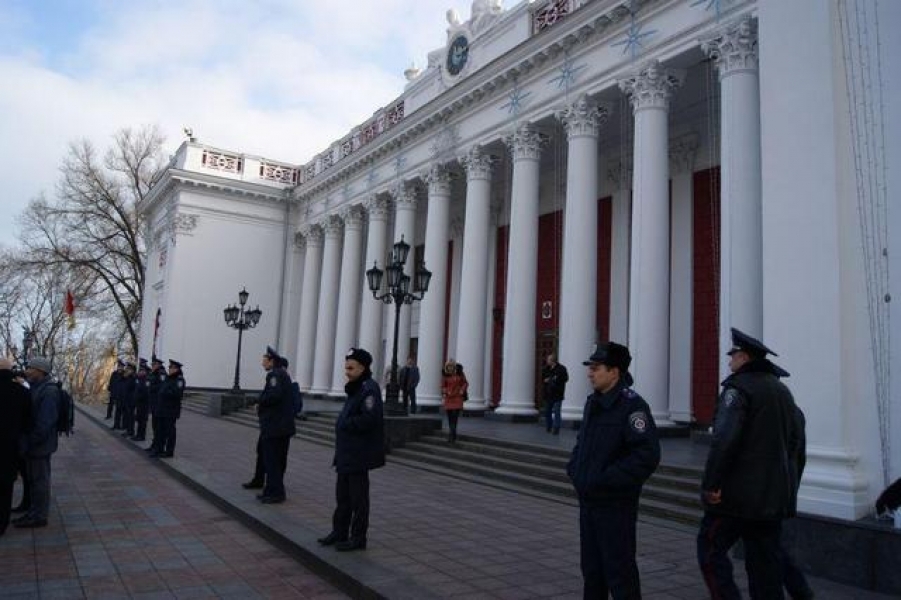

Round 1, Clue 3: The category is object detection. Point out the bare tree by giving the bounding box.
[17,125,166,356]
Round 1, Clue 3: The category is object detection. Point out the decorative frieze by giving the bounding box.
[556,94,608,139]
[619,60,685,112]
[701,15,758,78]
[505,122,544,162]
[259,162,299,185]
[460,145,494,181]
[201,149,243,174]
[534,0,575,34]
[174,213,198,235]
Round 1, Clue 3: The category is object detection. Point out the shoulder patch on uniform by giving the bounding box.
[628,411,649,433]
[623,388,637,399]
[364,395,375,411]
[177,380,185,390]
[722,388,740,408]
[145,381,151,388]
[267,374,278,388]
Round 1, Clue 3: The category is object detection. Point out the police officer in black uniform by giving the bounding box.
[697,328,805,600]
[105,360,123,420]
[255,346,296,503]
[567,341,660,599]
[152,360,184,458]
[318,347,385,552]
[131,359,150,442]
[146,356,166,453]
[120,362,137,438]
[110,359,126,428]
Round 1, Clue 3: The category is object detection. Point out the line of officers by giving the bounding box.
[105,356,186,458]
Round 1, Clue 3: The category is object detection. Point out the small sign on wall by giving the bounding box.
[541,301,553,320]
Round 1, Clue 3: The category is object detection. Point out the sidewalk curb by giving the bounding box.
[76,403,439,600]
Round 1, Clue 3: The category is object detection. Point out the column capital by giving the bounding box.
[619,60,685,113]
[392,181,419,211]
[301,224,324,247]
[504,122,545,162]
[450,216,465,239]
[555,94,609,139]
[669,133,700,175]
[365,195,390,221]
[459,145,495,181]
[321,214,344,238]
[606,158,634,191]
[340,204,366,230]
[423,163,452,196]
[701,15,758,78]
[293,231,305,250]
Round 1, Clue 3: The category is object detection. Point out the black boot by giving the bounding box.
[317,532,347,546]
[335,538,366,552]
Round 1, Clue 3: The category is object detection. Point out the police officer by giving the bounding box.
[567,342,660,599]
[110,359,126,428]
[697,328,805,600]
[105,359,123,420]
[255,346,296,503]
[152,360,185,458]
[318,347,385,552]
[120,362,137,438]
[131,359,150,442]
[146,356,166,453]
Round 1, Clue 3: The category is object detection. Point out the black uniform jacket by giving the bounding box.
[134,375,150,410]
[0,370,32,482]
[334,375,385,474]
[567,381,660,504]
[702,359,805,520]
[148,368,165,413]
[257,366,297,439]
[157,374,185,419]
[108,371,122,400]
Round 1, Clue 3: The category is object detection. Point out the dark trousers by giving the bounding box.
[157,417,177,454]
[544,399,562,431]
[0,476,12,535]
[579,496,641,600]
[122,400,135,435]
[446,409,461,441]
[113,397,124,429]
[26,456,51,521]
[402,388,417,413]
[332,470,370,541]
[697,512,784,600]
[105,397,114,418]
[149,414,160,449]
[261,435,290,499]
[15,457,30,510]
[135,404,148,439]
[250,434,265,483]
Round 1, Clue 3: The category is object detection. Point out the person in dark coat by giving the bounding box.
[16,356,60,529]
[254,347,296,503]
[119,362,137,438]
[131,360,150,442]
[697,327,806,600]
[541,353,569,435]
[146,356,166,453]
[151,360,184,458]
[105,360,123,420]
[0,357,32,536]
[111,359,126,429]
[567,342,660,599]
[398,356,420,414]
[318,347,385,552]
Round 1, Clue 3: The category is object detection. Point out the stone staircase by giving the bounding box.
[181,395,703,525]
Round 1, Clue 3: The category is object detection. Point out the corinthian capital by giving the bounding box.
[365,195,390,221]
[321,214,343,238]
[555,94,609,140]
[459,145,494,181]
[424,163,452,197]
[341,204,366,230]
[301,224,324,248]
[505,122,544,162]
[619,60,685,113]
[701,16,758,78]
[392,181,419,212]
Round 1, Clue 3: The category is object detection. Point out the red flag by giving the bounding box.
[65,289,75,330]
[152,308,162,356]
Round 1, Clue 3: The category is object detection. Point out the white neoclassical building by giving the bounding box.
[140,0,899,522]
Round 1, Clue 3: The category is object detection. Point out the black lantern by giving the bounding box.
[367,235,431,415]
[222,288,263,391]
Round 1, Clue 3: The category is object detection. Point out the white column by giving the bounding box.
[456,146,494,410]
[702,16,763,379]
[556,95,607,420]
[668,134,698,423]
[281,233,305,371]
[388,183,419,371]
[447,217,464,357]
[497,123,543,416]
[619,60,684,425]
[606,159,633,344]
[330,205,366,395]
[295,225,323,391]
[310,215,343,395]
[417,165,453,410]
[359,196,389,368]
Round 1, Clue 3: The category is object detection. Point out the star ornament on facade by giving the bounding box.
[690,0,728,20]
[548,55,588,93]
[500,83,533,116]
[611,20,658,60]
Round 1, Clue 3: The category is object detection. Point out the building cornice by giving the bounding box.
[141,169,291,217]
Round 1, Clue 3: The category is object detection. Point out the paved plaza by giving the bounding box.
[0,403,893,599]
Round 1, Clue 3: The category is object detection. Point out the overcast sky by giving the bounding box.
[0,0,474,247]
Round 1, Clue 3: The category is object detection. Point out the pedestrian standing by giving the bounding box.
[567,342,660,599]
[146,356,166,453]
[119,362,137,438]
[441,360,467,443]
[318,347,384,552]
[697,328,806,600]
[131,360,150,442]
[111,360,126,429]
[151,360,184,458]
[105,360,122,420]
[398,356,420,414]
[255,347,295,503]
[15,356,61,529]
[541,354,569,435]
[0,357,31,536]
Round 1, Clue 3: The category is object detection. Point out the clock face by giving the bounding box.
[446,34,470,76]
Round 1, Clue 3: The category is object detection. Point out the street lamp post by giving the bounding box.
[366,236,432,416]
[222,287,263,391]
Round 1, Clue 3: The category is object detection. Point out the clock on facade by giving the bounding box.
[446,34,470,76]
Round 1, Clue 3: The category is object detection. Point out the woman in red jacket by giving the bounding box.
[441,360,467,443]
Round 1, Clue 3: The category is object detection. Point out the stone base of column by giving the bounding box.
[416,394,442,409]
[798,445,872,520]
[668,409,692,424]
[492,403,538,421]
[462,399,488,417]
[485,410,538,423]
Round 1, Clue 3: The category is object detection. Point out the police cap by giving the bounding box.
[727,327,777,359]
[582,341,632,372]
[264,345,281,361]
[168,359,183,370]
[345,347,373,369]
